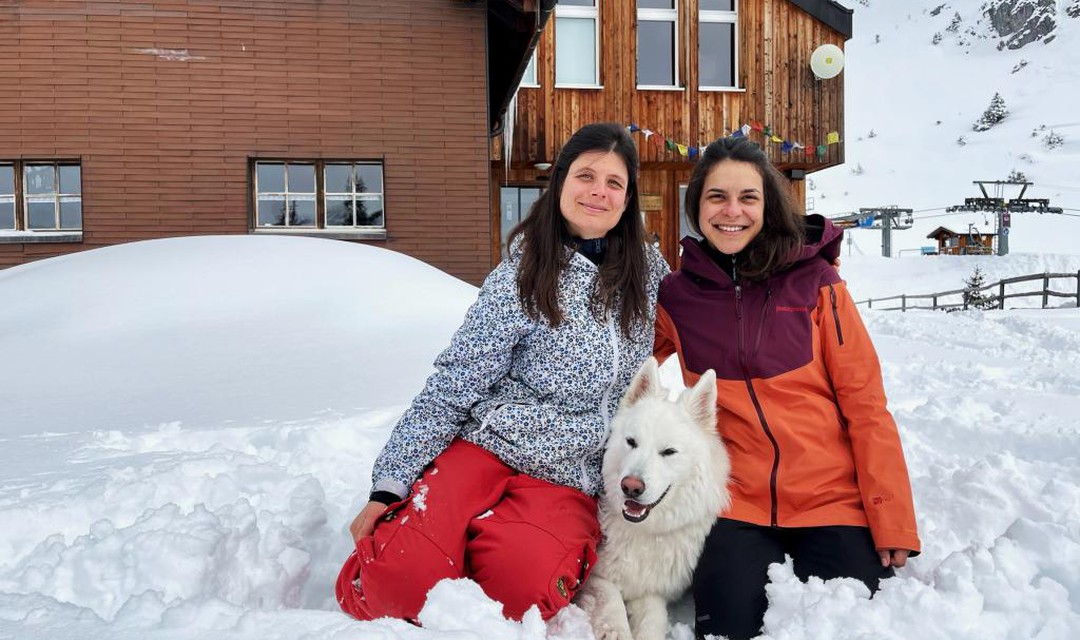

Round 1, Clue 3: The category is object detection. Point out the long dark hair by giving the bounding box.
[684,136,804,280]
[507,122,649,336]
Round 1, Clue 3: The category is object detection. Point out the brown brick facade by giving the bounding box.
[0,0,493,284]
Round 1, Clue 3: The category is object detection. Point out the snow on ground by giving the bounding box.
[1,236,1078,639]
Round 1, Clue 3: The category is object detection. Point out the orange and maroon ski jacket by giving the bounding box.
[655,217,920,554]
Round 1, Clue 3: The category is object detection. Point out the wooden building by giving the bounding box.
[927,226,995,256]
[0,0,542,286]
[492,0,853,266]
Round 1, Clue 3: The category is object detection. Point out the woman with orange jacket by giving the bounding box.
[654,136,920,640]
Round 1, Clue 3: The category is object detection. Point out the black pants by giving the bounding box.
[693,519,894,640]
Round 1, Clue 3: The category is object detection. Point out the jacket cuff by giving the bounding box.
[372,478,409,501]
[368,490,402,506]
[870,527,922,556]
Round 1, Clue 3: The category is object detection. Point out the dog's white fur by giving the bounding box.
[576,357,730,640]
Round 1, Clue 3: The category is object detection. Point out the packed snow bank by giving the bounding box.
[1,237,1078,639]
[0,235,475,436]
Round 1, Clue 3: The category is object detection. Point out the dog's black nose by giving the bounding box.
[621,476,645,499]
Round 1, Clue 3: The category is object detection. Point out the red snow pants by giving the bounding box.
[335,439,600,623]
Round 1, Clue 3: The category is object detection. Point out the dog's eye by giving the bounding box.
[626,437,637,448]
[660,448,678,457]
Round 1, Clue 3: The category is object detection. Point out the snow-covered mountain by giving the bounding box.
[813,0,1080,256]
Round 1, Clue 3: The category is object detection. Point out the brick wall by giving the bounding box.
[0,0,492,284]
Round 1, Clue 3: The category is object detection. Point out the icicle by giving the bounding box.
[503,90,518,181]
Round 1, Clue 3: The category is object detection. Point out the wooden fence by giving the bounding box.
[855,271,1080,311]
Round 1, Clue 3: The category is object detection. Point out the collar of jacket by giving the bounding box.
[506,234,605,272]
[679,214,843,286]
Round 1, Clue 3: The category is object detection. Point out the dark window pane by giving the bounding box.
[257,197,286,226]
[324,164,352,193]
[290,197,316,226]
[27,199,56,229]
[256,164,285,194]
[25,165,56,195]
[701,0,735,10]
[59,165,81,194]
[287,164,315,194]
[326,196,352,226]
[559,0,594,5]
[638,21,675,86]
[355,164,383,194]
[355,195,383,227]
[638,0,674,8]
[700,22,736,87]
[59,198,82,229]
[0,166,13,195]
[0,201,14,230]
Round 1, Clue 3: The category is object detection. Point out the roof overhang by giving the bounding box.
[787,0,853,39]
[487,0,555,135]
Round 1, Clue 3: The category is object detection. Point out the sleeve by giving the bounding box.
[818,280,921,555]
[654,303,679,364]
[370,261,535,498]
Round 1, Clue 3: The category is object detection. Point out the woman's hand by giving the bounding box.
[349,501,390,543]
[878,548,911,568]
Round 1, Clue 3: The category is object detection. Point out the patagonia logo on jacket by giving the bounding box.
[776,305,812,313]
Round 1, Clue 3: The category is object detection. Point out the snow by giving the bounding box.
[2,3,1080,636]
[1,234,1077,639]
[810,0,1080,257]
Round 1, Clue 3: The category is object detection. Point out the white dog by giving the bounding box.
[577,356,730,640]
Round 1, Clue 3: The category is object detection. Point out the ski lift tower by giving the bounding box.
[945,181,1063,256]
[827,206,914,257]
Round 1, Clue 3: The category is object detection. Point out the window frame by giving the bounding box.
[637,1,681,90]
[699,0,740,91]
[554,0,602,89]
[251,158,387,240]
[0,159,84,244]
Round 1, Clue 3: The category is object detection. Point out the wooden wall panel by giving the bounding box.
[491,0,849,268]
[496,0,847,173]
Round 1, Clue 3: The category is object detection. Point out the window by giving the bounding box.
[0,165,13,231]
[555,0,599,87]
[700,0,738,89]
[678,183,702,247]
[500,186,542,257]
[0,161,82,233]
[638,0,679,88]
[254,160,384,234]
[521,50,539,88]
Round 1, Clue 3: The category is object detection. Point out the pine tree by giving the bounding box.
[962,266,995,310]
[973,93,1008,132]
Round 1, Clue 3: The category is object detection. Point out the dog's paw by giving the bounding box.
[592,623,634,640]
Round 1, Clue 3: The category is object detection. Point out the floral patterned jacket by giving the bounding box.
[371,242,669,499]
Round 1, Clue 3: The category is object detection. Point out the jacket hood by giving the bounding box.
[680,213,843,283]
[802,213,843,263]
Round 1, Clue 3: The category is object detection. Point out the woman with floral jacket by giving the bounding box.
[335,123,669,623]
[655,136,920,640]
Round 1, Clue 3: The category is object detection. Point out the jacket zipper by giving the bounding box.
[752,289,772,361]
[736,277,781,528]
[828,284,845,346]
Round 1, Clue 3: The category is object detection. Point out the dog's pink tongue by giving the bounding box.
[623,500,647,517]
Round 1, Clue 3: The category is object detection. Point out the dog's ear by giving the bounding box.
[621,356,662,408]
[681,369,717,431]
